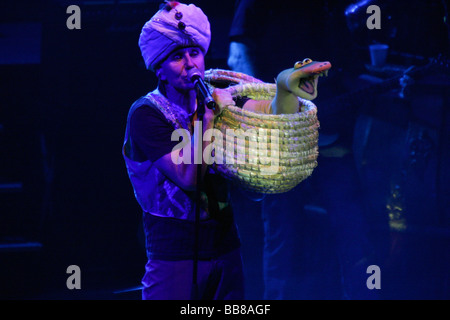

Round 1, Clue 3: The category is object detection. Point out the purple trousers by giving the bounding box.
[141,248,245,300]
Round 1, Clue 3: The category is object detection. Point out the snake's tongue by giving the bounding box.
[299,77,316,95]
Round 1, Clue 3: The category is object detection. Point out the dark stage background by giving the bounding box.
[0,0,449,300]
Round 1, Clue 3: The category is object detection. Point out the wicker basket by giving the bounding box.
[205,69,319,194]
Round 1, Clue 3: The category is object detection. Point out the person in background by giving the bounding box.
[227,0,377,299]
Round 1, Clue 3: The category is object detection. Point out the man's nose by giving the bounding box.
[184,54,196,69]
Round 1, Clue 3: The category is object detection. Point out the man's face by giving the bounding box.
[158,46,205,92]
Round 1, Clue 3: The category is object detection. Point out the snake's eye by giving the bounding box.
[294,61,303,69]
[294,58,313,69]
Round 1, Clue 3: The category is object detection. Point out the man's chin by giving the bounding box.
[174,81,196,92]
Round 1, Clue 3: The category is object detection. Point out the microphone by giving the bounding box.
[187,69,217,110]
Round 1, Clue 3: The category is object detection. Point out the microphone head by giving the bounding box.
[187,68,202,82]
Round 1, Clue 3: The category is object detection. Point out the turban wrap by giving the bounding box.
[138,2,211,71]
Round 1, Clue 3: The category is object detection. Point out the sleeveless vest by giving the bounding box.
[122,89,204,221]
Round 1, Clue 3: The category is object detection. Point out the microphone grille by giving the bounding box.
[187,68,202,82]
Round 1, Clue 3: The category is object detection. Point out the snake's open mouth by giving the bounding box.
[299,77,316,95]
[298,70,328,96]
[298,69,328,96]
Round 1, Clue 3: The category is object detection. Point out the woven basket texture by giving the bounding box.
[205,69,319,194]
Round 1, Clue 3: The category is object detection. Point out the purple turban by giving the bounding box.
[138,2,211,71]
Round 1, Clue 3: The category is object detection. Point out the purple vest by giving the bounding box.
[122,89,208,221]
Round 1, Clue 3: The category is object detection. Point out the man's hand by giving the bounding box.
[212,88,235,113]
[204,88,235,123]
[203,88,234,138]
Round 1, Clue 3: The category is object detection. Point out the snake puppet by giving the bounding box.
[272,58,332,114]
[201,58,332,193]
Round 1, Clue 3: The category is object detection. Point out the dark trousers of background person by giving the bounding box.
[258,151,379,299]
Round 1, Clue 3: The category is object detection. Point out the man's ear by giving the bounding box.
[156,68,166,81]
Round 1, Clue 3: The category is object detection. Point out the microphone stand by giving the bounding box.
[191,86,205,300]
